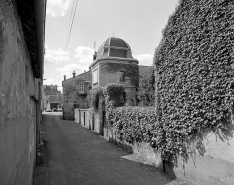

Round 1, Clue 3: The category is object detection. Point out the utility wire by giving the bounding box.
[64,0,79,52]
[63,0,79,68]
[64,0,76,52]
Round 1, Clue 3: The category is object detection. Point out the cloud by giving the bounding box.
[46,0,73,17]
[56,63,89,77]
[134,54,154,66]
[43,78,55,85]
[74,46,93,64]
[45,44,70,63]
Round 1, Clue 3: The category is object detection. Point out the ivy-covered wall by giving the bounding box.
[154,0,234,155]
[100,62,139,88]
[153,0,234,184]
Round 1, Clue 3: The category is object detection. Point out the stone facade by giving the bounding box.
[0,1,45,184]
[42,85,62,111]
[62,71,91,120]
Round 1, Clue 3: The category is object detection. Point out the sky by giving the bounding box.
[44,0,179,91]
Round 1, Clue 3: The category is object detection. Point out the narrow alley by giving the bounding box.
[39,113,179,185]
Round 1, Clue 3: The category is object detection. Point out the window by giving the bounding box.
[93,69,98,84]
[104,48,108,55]
[79,82,84,91]
[119,71,125,82]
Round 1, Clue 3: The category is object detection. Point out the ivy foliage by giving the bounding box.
[103,83,125,125]
[154,0,234,160]
[85,86,103,112]
[137,66,155,106]
[101,63,139,87]
[109,106,158,144]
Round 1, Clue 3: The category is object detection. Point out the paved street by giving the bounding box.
[42,113,179,185]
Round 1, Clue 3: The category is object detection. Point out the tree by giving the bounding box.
[137,66,155,106]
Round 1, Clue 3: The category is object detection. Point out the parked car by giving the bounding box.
[57,108,62,112]
[52,108,57,112]
[46,108,51,112]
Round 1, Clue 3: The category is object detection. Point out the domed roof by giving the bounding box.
[98,37,131,51]
[96,37,133,59]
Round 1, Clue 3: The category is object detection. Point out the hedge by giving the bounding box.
[137,66,155,106]
[109,106,158,145]
[103,83,125,125]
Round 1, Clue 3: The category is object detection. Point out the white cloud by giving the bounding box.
[46,0,72,17]
[45,44,70,63]
[56,63,89,77]
[43,78,55,85]
[134,54,154,66]
[74,46,93,64]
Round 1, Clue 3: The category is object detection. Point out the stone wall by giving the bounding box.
[63,102,75,120]
[0,1,38,184]
[106,117,234,185]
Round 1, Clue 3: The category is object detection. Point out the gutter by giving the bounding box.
[33,0,47,80]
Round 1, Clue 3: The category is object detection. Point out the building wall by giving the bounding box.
[79,109,90,129]
[106,118,234,185]
[94,60,139,88]
[99,61,138,106]
[63,77,90,120]
[74,108,100,133]
[173,118,234,185]
[91,59,139,106]
[0,1,38,184]
[63,80,77,120]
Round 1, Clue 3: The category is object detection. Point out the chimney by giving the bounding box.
[89,67,91,82]
[93,51,97,61]
[84,70,86,80]
[72,71,76,78]
[64,75,66,81]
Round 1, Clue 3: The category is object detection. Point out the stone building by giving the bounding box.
[71,37,150,136]
[0,0,46,184]
[90,37,139,106]
[63,37,150,122]
[87,37,140,134]
[62,71,91,119]
[42,85,63,111]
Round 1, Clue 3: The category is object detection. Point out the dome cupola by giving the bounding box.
[96,37,133,59]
